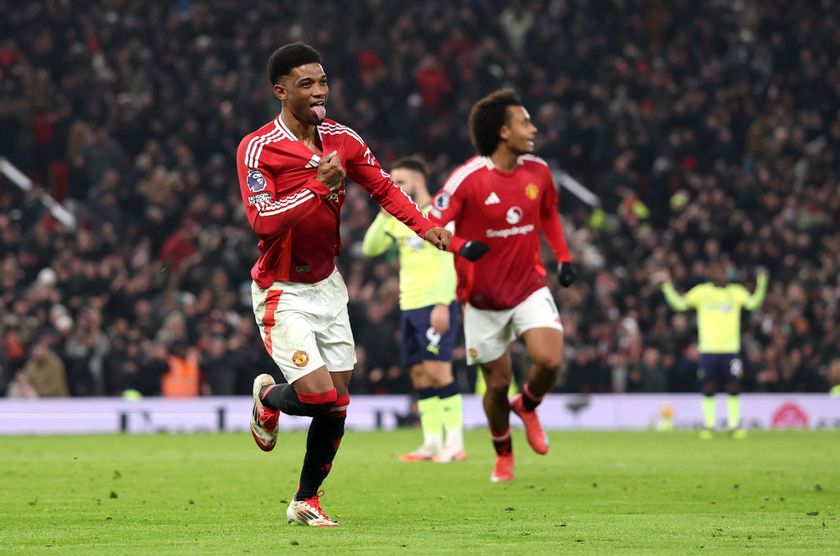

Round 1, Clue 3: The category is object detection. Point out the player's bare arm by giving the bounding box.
[653,270,672,285]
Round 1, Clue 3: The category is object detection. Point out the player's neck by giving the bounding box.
[412,191,430,208]
[280,109,318,143]
[489,148,518,172]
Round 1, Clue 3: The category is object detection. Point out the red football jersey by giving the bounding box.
[237,114,433,288]
[429,154,572,310]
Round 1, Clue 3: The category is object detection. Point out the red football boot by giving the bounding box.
[491,453,515,482]
[510,394,549,455]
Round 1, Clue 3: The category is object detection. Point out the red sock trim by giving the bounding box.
[329,394,350,418]
[297,388,337,405]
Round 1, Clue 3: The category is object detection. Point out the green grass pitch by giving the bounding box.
[1,429,838,554]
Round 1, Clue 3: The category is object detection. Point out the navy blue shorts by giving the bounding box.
[698,353,743,385]
[400,302,460,366]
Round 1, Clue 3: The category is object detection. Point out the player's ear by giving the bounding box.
[499,123,511,141]
[499,107,513,141]
[273,82,288,103]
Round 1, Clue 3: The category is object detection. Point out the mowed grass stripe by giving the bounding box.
[1,430,837,554]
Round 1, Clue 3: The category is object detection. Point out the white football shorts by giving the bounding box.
[464,286,563,365]
[251,268,357,384]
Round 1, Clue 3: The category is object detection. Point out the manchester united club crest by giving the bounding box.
[525,183,539,200]
[292,350,309,368]
[468,348,478,360]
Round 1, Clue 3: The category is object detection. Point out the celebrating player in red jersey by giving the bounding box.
[429,89,577,482]
[237,43,450,526]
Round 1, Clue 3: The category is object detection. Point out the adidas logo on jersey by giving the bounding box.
[304,154,320,169]
[484,192,501,205]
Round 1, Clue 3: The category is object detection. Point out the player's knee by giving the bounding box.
[409,364,426,383]
[297,388,338,415]
[485,380,510,401]
[725,382,741,395]
[533,351,564,374]
[427,367,454,388]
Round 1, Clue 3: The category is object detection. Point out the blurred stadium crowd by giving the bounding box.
[1,0,838,397]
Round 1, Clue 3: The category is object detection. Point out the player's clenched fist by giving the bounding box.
[424,227,451,251]
[317,151,345,189]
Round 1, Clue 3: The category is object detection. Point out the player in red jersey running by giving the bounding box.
[429,89,577,482]
[237,43,451,526]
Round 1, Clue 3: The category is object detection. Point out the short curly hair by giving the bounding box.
[267,42,321,84]
[468,89,523,156]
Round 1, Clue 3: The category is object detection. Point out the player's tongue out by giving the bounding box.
[311,104,326,121]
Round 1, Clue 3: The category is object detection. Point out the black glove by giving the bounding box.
[558,262,577,287]
[459,240,489,262]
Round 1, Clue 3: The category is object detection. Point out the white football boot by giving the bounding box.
[250,374,279,451]
[286,493,338,527]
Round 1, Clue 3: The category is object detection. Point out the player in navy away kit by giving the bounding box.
[237,43,451,526]
[429,89,577,482]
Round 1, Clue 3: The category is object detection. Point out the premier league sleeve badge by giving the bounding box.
[247,169,268,192]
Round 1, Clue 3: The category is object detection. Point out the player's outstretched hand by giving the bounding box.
[424,227,451,251]
[317,151,345,190]
[558,262,578,287]
[652,270,671,285]
[459,240,489,262]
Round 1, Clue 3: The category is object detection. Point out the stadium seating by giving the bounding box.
[1,0,837,396]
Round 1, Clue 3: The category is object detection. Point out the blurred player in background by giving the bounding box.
[429,89,577,482]
[659,262,768,439]
[362,156,465,463]
[237,43,451,526]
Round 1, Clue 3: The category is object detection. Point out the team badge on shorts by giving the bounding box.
[525,183,539,200]
[247,169,267,192]
[292,350,309,368]
[468,348,478,360]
